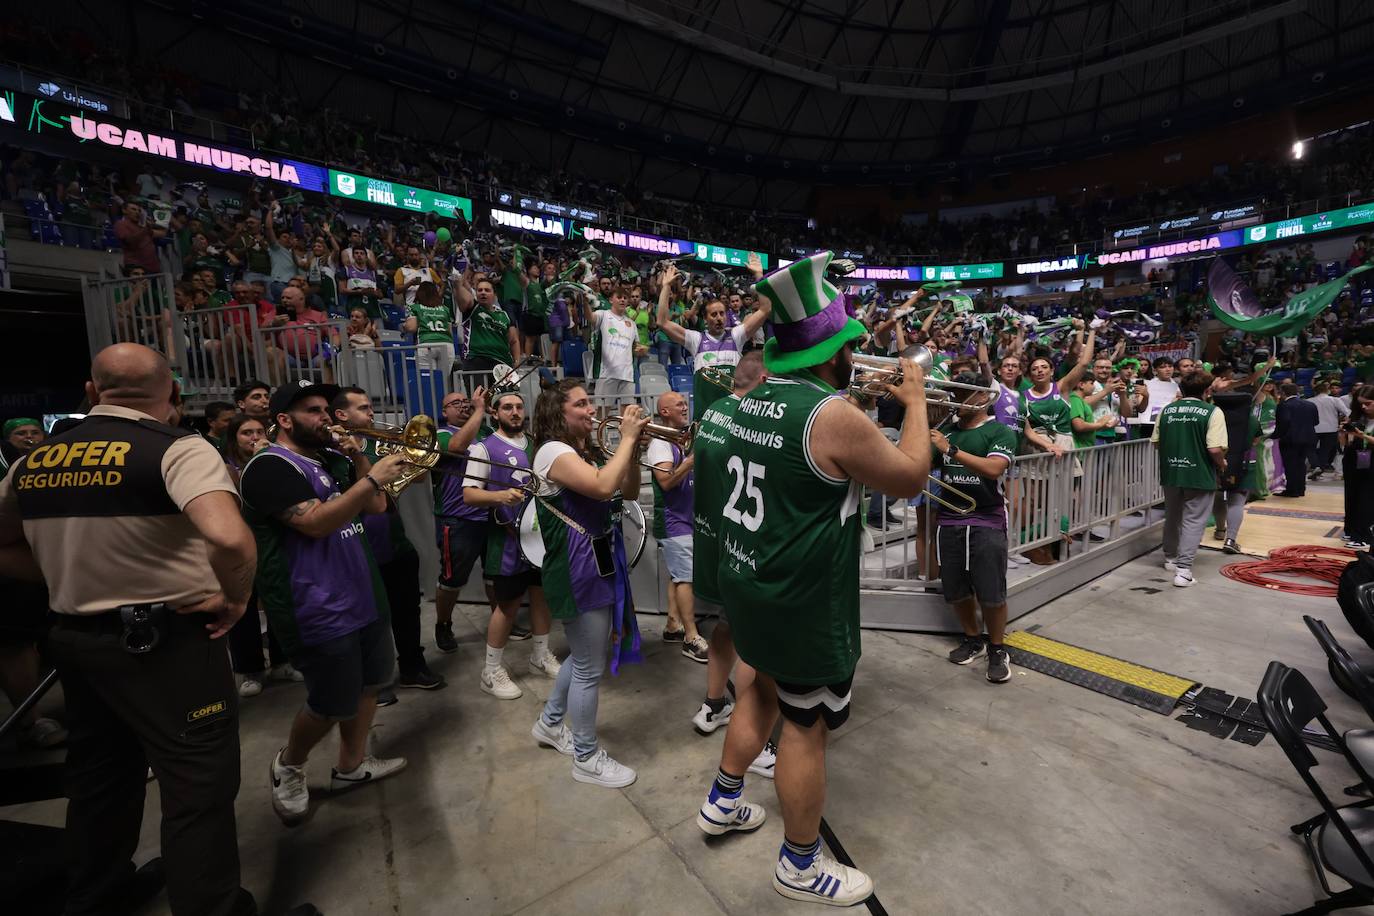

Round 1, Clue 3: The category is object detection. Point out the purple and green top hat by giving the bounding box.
[757,251,868,374]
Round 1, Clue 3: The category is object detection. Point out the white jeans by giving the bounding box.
[416,342,455,381]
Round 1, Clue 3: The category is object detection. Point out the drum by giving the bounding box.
[517,497,648,569]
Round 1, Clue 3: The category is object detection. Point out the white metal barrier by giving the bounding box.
[859,437,1163,590]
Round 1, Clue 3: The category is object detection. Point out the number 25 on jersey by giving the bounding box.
[723,457,765,531]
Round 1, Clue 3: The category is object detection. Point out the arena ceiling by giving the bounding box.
[74,1,1374,207]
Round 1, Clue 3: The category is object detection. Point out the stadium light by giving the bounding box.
[1292,140,1305,159]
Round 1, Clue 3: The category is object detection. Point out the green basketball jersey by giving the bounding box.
[692,394,740,606]
[409,300,453,344]
[717,371,863,685]
[524,280,550,319]
[692,365,734,421]
[1156,398,1220,490]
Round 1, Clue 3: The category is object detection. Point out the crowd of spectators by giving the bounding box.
[4,17,1374,266]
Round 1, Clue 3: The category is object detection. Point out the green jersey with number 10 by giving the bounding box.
[717,372,863,685]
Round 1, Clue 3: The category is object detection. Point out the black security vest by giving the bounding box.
[12,414,196,520]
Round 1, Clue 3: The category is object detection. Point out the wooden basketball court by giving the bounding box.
[1202,481,1346,558]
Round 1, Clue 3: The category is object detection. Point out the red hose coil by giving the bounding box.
[1219,544,1357,596]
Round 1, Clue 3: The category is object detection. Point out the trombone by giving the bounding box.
[489,355,544,396]
[593,415,697,469]
[698,364,736,395]
[335,415,545,499]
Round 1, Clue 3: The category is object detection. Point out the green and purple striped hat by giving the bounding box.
[757,251,869,374]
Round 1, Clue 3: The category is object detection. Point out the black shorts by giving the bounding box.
[289,617,395,720]
[938,524,1009,606]
[520,313,547,337]
[437,517,489,590]
[489,569,543,603]
[774,672,855,730]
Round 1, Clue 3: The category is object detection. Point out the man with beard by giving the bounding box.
[238,380,411,826]
[461,391,562,699]
[461,277,521,381]
[433,388,498,653]
[656,262,772,420]
[694,252,929,907]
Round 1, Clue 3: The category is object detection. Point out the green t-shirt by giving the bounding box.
[409,300,454,345]
[467,306,514,364]
[524,280,551,320]
[628,307,652,348]
[1067,394,1097,449]
[500,269,524,306]
[1020,388,1073,436]
[718,371,861,685]
[934,419,1019,523]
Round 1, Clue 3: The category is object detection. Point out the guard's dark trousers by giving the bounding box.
[48,611,254,916]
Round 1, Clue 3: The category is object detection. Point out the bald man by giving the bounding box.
[649,391,706,661]
[0,343,275,915]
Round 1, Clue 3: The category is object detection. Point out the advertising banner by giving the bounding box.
[1016,255,1088,275]
[487,206,569,238]
[848,266,922,281]
[1244,202,1374,244]
[0,64,127,117]
[1096,230,1243,265]
[575,224,690,257]
[692,241,769,270]
[328,169,472,221]
[495,191,600,221]
[922,263,1003,281]
[0,92,324,191]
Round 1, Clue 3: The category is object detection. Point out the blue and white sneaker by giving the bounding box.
[774,850,875,907]
[697,793,766,836]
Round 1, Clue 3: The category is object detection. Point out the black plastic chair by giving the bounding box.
[1306,615,1374,719]
[1258,661,1374,914]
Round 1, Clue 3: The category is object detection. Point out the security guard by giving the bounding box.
[0,344,273,916]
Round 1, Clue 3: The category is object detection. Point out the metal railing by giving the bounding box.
[859,437,1162,589]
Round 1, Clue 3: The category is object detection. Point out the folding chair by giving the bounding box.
[1305,616,1374,722]
[1257,661,1374,914]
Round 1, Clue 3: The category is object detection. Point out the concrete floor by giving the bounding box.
[7,540,1374,915]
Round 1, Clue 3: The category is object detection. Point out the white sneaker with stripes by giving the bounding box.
[774,851,874,907]
[696,793,767,836]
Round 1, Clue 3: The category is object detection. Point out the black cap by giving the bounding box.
[267,379,341,421]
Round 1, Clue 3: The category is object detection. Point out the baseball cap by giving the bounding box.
[267,379,341,421]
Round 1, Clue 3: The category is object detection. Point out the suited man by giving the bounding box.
[1274,382,1319,497]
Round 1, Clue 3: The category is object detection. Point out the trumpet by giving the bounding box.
[848,351,997,402]
[593,415,697,468]
[336,415,545,498]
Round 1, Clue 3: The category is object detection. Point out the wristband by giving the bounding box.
[365,474,383,492]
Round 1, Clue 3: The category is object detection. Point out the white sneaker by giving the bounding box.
[1007,553,1032,566]
[748,741,777,779]
[270,663,305,682]
[1163,558,1178,572]
[697,793,766,836]
[1173,569,1195,588]
[22,717,67,749]
[270,749,309,825]
[481,666,523,700]
[330,755,407,793]
[692,699,735,734]
[572,747,637,788]
[528,653,562,679]
[238,676,263,698]
[774,850,875,907]
[531,717,575,756]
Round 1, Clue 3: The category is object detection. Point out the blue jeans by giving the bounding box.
[540,605,611,760]
[658,342,687,366]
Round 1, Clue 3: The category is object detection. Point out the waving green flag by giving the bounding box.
[1208,257,1371,337]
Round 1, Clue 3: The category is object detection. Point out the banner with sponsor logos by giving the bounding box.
[328,170,472,221]
[691,242,769,269]
[487,206,569,238]
[494,191,600,222]
[922,263,1003,281]
[0,64,127,117]
[1244,202,1374,245]
[0,91,324,191]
